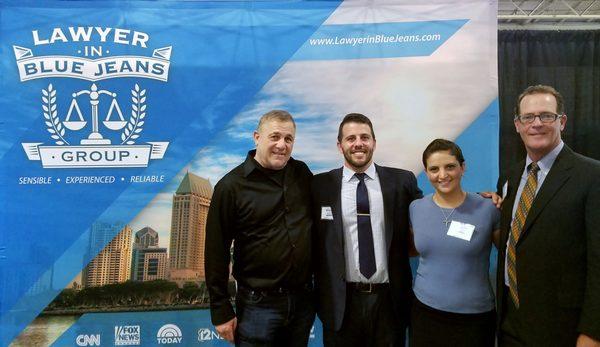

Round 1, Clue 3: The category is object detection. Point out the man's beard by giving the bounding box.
[344,149,373,170]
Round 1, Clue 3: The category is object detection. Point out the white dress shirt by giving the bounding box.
[341,163,388,283]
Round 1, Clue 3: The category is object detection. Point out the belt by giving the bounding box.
[347,282,389,293]
[240,283,312,296]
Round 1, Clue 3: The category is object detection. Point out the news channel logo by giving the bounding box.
[197,327,223,342]
[76,334,100,346]
[157,323,182,344]
[114,325,141,345]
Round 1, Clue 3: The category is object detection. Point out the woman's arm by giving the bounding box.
[408,227,419,257]
[492,228,501,248]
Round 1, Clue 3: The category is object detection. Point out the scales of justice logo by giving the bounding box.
[16,26,171,168]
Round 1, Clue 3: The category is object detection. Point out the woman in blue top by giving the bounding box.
[409,139,500,347]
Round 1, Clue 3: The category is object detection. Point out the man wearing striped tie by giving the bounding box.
[497,85,600,347]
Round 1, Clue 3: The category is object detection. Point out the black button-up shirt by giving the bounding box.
[205,150,313,325]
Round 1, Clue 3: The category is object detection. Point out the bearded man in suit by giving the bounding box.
[311,113,422,346]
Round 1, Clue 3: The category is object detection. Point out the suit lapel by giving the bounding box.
[331,168,345,251]
[500,162,525,249]
[519,147,574,243]
[375,165,394,251]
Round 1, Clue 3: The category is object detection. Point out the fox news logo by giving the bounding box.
[115,325,141,345]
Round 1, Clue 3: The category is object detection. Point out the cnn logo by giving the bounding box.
[76,334,101,346]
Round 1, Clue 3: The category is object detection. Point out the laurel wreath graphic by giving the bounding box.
[42,84,69,145]
[121,84,146,145]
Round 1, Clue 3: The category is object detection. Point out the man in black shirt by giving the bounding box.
[205,110,314,346]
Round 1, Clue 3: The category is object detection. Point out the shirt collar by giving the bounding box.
[243,150,258,177]
[525,140,564,174]
[342,162,376,182]
[243,149,294,177]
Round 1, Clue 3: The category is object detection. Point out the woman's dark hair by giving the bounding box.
[422,139,465,168]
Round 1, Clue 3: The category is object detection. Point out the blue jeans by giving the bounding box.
[235,286,316,347]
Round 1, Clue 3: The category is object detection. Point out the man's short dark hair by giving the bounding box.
[422,139,465,168]
[257,110,296,132]
[337,113,375,142]
[515,85,564,116]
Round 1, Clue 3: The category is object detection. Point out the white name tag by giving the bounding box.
[321,206,333,220]
[447,221,475,241]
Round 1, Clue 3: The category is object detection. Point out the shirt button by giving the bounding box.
[291,244,296,249]
[285,206,290,213]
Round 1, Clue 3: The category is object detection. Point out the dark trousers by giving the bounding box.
[499,287,580,347]
[323,284,405,347]
[409,297,495,347]
[498,290,525,347]
[235,286,315,347]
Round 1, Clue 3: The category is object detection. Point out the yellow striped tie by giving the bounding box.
[507,162,540,308]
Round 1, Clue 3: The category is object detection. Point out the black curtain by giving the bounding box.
[498,30,600,178]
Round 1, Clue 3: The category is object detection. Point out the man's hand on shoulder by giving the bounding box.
[216,317,237,344]
[479,191,503,208]
[577,334,600,347]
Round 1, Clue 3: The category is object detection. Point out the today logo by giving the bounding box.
[14,26,171,169]
[156,323,182,344]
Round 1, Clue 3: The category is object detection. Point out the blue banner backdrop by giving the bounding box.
[0,1,498,346]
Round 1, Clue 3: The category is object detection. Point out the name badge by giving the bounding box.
[447,221,475,241]
[321,206,333,220]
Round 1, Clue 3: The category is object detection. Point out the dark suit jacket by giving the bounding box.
[311,164,422,332]
[496,145,600,345]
